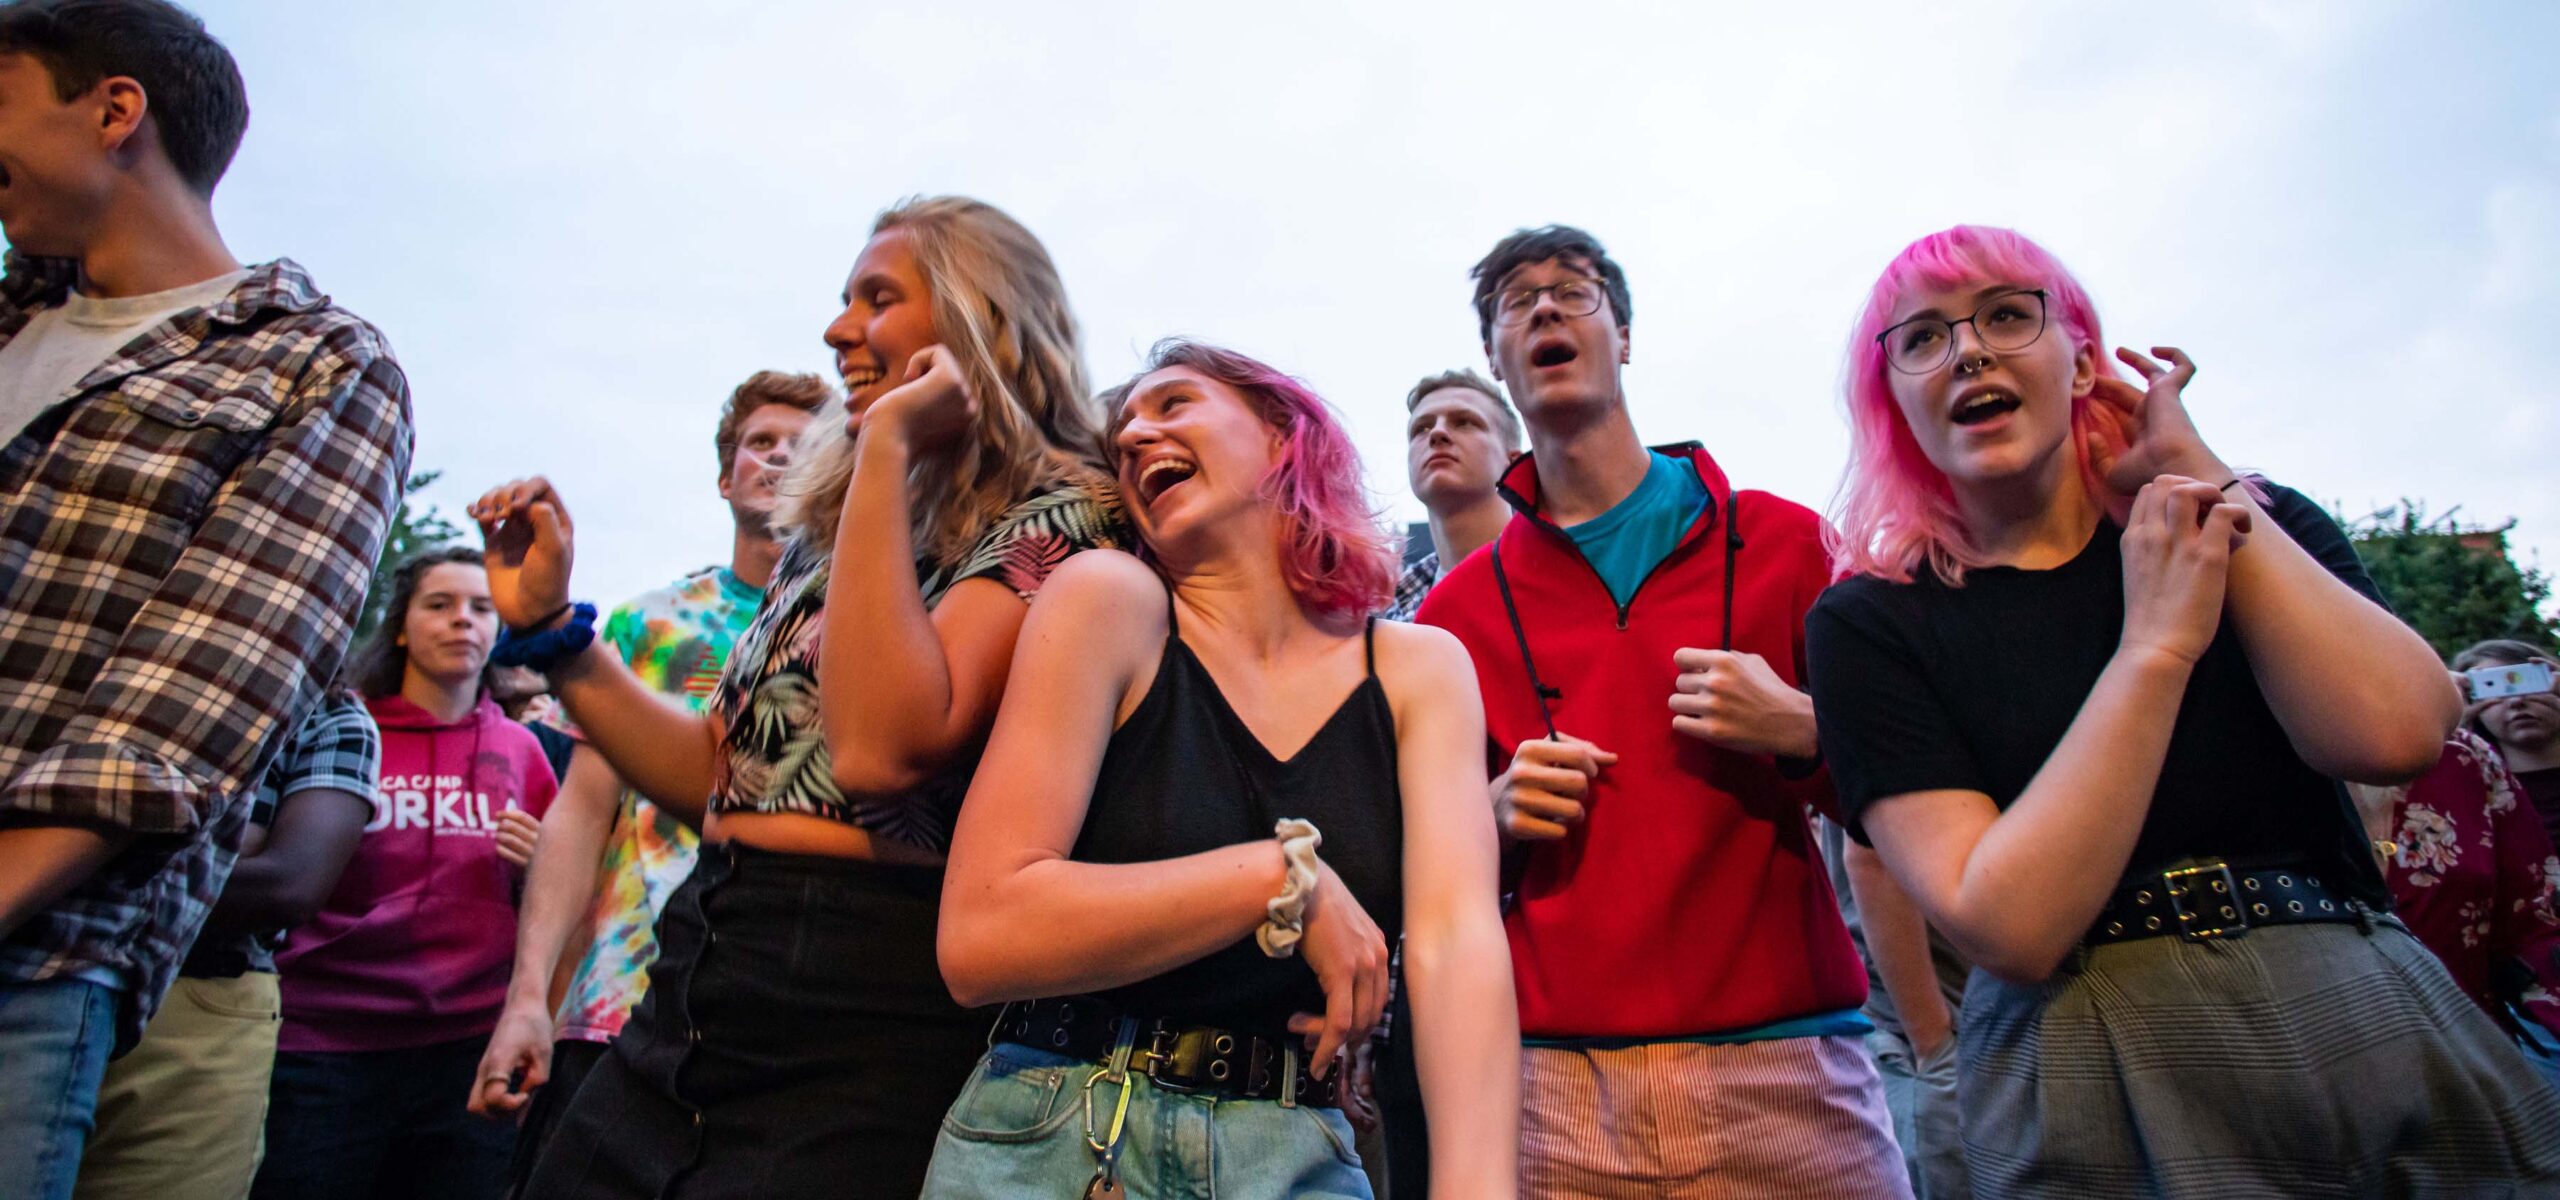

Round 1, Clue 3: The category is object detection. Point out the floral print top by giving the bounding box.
[705,474,1127,852]
[2370,730,2560,1038]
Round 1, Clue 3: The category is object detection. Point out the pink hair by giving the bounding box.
[1109,340,1397,619]
[1829,225,2133,586]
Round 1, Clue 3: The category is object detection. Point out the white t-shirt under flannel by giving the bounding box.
[0,269,249,445]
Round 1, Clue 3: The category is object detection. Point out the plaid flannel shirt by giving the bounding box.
[0,253,412,1046]
[1385,549,1440,623]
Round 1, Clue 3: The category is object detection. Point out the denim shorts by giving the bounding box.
[919,1042,1372,1199]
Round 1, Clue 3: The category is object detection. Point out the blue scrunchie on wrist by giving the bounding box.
[490,602,598,673]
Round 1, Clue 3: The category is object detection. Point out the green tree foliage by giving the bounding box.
[2347,500,2558,659]
[356,469,466,643]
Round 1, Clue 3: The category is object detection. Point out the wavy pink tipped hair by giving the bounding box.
[1829,225,2132,587]
[1108,340,1397,619]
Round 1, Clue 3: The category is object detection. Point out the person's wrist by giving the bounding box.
[1783,694,1819,761]
[2115,639,2203,677]
[512,600,574,636]
[1257,819,1323,958]
[547,638,604,683]
[854,411,916,460]
[493,602,598,674]
[2163,447,2231,488]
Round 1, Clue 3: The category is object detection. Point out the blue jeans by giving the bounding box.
[1869,1027,1969,1200]
[0,979,119,1200]
[2517,1017,2560,1096]
[920,1043,1372,1199]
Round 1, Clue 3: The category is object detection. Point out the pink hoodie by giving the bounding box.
[277,694,558,1053]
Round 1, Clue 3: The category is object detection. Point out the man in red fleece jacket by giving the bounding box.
[1414,226,1908,1198]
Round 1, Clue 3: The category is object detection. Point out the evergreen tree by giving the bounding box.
[356,469,466,642]
[2347,500,2558,659]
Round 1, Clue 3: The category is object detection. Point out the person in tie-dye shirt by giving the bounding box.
[465,371,824,1188]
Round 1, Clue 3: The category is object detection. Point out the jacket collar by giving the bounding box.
[1,252,327,327]
[1494,439,1730,541]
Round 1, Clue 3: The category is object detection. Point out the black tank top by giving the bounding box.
[1069,590,1405,1040]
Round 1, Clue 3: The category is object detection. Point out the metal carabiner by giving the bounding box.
[1080,1019,1140,1195]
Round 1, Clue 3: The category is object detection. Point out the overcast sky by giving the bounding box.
[189,0,2558,609]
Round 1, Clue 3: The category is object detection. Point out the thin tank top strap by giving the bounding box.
[1163,576,1180,634]
[1364,616,1378,678]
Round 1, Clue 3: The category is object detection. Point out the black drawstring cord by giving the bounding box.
[1719,493,1743,651]
[1489,533,1559,742]
[1492,489,1744,740]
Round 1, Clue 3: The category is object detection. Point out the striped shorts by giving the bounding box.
[1520,1033,1911,1199]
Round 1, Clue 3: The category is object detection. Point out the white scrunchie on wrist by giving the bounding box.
[1256,818,1323,958]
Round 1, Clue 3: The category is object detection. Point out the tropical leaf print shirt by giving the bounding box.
[706,474,1127,851]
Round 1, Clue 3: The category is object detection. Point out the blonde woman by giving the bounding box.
[469,196,1127,1199]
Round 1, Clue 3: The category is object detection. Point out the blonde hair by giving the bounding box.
[776,196,1109,559]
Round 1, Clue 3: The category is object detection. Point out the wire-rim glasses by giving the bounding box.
[1875,289,2049,374]
[1493,278,1607,327]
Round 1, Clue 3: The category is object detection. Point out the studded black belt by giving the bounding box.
[992,998,1336,1108]
[2085,859,2375,947]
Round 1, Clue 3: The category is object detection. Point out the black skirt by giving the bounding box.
[521,841,990,1200]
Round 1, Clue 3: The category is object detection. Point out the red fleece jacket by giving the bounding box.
[1416,443,1867,1039]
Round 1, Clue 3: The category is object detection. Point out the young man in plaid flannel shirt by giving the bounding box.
[0,2,411,1194]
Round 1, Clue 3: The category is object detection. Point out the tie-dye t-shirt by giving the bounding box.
[554,564,764,1044]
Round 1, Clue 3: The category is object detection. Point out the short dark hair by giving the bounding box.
[0,0,248,196]
[348,546,491,701]
[1468,224,1632,343]
[1403,368,1521,450]
[715,370,830,476]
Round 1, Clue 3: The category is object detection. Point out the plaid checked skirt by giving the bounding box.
[1959,917,2560,1198]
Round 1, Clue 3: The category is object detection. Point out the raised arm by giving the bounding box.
[1381,623,1519,1200]
[470,478,725,811]
[1839,478,2248,983]
[817,347,1029,795]
[2091,349,2457,781]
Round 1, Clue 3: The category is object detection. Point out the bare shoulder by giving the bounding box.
[1034,547,1162,612]
[1023,549,1167,659]
[1371,619,1480,711]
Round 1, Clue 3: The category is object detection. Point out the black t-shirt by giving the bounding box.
[1807,484,2389,907]
[527,720,577,783]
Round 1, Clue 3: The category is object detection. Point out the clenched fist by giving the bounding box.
[1494,734,1616,841]
[1669,648,1817,759]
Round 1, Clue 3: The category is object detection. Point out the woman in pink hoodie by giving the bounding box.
[254,547,557,1200]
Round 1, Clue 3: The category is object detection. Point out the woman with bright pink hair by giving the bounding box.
[924,340,1519,1199]
[1804,225,2560,1194]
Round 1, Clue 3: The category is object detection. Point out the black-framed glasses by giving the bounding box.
[1493,277,1607,326]
[1875,289,2048,374]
